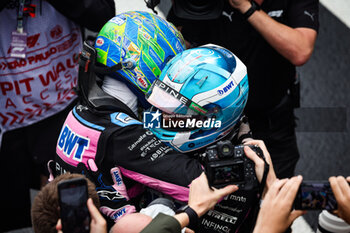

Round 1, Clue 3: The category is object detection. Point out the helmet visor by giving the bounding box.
[146,79,208,116]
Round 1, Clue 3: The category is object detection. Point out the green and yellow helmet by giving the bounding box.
[95,11,185,107]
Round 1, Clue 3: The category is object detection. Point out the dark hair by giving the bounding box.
[31,173,100,233]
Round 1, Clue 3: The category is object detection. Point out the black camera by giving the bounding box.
[202,140,263,190]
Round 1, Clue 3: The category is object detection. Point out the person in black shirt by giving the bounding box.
[167,0,319,179]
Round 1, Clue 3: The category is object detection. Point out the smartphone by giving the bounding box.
[294,181,337,210]
[58,177,90,233]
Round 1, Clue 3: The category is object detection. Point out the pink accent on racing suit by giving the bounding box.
[120,167,190,202]
[56,111,100,168]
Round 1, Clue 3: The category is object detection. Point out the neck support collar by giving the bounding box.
[76,41,137,118]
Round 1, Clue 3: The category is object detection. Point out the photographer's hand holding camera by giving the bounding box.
[245,140,307,233]
[329,176,350,224]
[177,173,239,228]
[244,140,307,233]
[243,140,277,196]
[141,140,278,233]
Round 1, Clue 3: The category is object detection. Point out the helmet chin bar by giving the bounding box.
[76,41,133,111]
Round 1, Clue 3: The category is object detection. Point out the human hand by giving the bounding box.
[253,176,305,233]
[227,0,252,13]
[329,176,350,224]
[87,198,107,233]
[188,173,238,217]
[244,140,277,194]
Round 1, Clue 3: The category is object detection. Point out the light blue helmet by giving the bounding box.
[145,44,249,153]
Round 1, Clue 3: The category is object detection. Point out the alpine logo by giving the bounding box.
[217,81,234,96]
[155,79,188,106]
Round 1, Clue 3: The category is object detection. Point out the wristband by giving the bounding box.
[176,205,199,231]
[242,1,260,20]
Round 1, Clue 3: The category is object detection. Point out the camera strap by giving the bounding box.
[258,158,270,197]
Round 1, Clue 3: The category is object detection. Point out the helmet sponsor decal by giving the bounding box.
[57,125,90,162]
[137,76,149,89]
[217,80,234,96]
[110,16,126,26]
[96,38,104,47]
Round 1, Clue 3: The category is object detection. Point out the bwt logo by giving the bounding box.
[143,110,161,129]
[217,81,234,96]
[113,169,123,186]
[58,125,90,162]
[112,208,126,220]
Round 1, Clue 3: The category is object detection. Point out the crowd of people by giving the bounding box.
[1,0,349,233]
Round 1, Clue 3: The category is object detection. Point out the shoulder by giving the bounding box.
[109,112,142,127]
[140,213,181,233]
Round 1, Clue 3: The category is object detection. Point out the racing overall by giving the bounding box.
[54,91,261,233]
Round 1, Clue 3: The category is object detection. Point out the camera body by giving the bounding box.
[202,140,262,190]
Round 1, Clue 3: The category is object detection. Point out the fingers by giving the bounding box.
[244,146,264,167]
[87,198,104,222]
[244,140,273,165]
[217,185,239,197]
[196,172,207,183]
[244,140,268,156]
[190,173,206,188]
[278,176,302,201]
[244,146,265,183]
[330,176,350,203]
[265,179,288,199]
[242,138,254,143]
[336,176,350,195]
[87,198,98,216]
[184,228,195,233]
[346,177,350,183]
[330,176,343,201]
[289,210,306,223]
[283,176,303,201]
[56,219,62,232]
[199,172,208,182]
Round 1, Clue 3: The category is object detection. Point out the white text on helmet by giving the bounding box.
[158,82,188,105]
